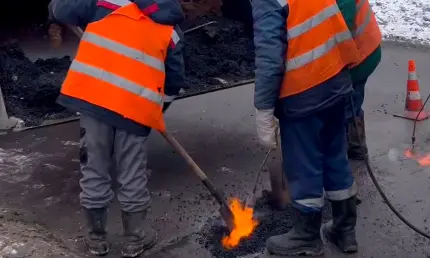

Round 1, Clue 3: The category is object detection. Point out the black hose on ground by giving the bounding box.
[411,93,430,147]
[349,96,430,239]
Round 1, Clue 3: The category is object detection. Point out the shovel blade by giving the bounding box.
[219,203,235,232]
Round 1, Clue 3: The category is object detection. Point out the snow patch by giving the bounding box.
[371,0,430,45]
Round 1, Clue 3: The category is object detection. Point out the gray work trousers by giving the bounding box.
[79,115,150,213]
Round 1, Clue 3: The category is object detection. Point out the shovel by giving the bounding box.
[160,131,235,231]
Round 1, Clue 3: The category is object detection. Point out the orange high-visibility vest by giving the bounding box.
[350,0,382,67]
[279,0,361,98]
[60,0,178,132]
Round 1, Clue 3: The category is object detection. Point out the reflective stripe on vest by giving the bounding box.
[81,32,165,73]
[287,4,339,40]
[353,0,369,37]
[279,0,360,98]
[60,0,174,131]
[70,60,163,104]
[351,0,382,67]
[287,30,352,71]
[286,4,353,72]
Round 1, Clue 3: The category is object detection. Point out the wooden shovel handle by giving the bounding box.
[160,131,209,181]
[160,131,230,206]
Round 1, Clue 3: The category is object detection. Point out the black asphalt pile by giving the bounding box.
[0,42,74,126]
[198,191,331,258]
[0,17,254,126]
[182,16,255,93]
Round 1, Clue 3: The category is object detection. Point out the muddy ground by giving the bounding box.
[1,44,430,258]
[2,43,430,258]
[0,210,77,257]
[0,17,254,126]
[3,42,430,257]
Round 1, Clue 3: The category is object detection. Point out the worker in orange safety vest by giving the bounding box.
[252,0,361,255]
[48,0,185,257]
[345,0,382,160]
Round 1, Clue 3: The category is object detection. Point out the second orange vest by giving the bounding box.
[350,0,382,67]
[280,0,361,98]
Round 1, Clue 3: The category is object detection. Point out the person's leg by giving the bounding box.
[80,115,115,256]
[114,129,156,258]
[347,78,368,160]
[321,99,358,253]
[266,113,324,256]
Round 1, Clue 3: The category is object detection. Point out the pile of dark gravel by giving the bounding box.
[182,16,255,94]
[0,42,74,126]
[198,191,331,258]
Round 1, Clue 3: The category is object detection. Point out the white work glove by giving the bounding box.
[255,108,279,149]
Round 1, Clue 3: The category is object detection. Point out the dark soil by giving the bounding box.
[182,16,255,93]
[198,191,332,258]
[0,42,75,126]
[0,17,254,126]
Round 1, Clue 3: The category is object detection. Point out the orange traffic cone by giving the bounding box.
[394,60,429,121]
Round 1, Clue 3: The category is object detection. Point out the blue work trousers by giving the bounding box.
[279,99,356,213]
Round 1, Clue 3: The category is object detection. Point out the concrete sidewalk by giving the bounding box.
[1,44,430,257]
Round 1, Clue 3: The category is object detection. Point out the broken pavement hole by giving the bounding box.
[198,191,331,258]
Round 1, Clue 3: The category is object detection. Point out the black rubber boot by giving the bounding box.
[347,116,368,160]
[83,207,109,256]
[121,211,157,258]
[323,196,358,253]
[266,209,323,256]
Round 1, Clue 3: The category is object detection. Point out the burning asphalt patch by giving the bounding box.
[197,191,331,258]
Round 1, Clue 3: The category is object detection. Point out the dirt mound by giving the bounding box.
[0,42,74,126]
[198,191,331,258]
[183,17,254,94]
[0,17,254,126]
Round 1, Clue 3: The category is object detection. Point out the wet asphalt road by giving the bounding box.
[1,43,430,257]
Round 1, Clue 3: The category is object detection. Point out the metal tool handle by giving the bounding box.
[251,148,272,194]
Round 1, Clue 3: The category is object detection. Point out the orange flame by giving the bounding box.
[221,198,259,249]
[404,147,430,166]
